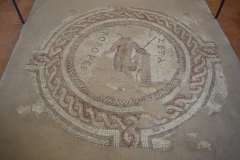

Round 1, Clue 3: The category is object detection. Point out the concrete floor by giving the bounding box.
[0,0,240,159]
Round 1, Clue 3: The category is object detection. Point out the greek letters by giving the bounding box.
[90,32,108,53]
[81,32,108,70]
[157,37,166,63]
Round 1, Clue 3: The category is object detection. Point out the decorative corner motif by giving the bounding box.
[17,99,46,115]
[197,141,212,150]
[186,132,198,138]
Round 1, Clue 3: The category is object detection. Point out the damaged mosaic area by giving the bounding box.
[17,7,228,149]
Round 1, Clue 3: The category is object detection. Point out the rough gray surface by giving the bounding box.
[0,0,240,159]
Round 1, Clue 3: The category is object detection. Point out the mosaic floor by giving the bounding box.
[1,0,240,159]
[17,7,227,149]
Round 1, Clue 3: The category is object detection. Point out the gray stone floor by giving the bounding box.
[0,0,240,159]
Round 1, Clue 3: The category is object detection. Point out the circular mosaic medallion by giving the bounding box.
[26,7,222,149]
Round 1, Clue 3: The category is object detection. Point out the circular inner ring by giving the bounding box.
[64,20,188,107]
